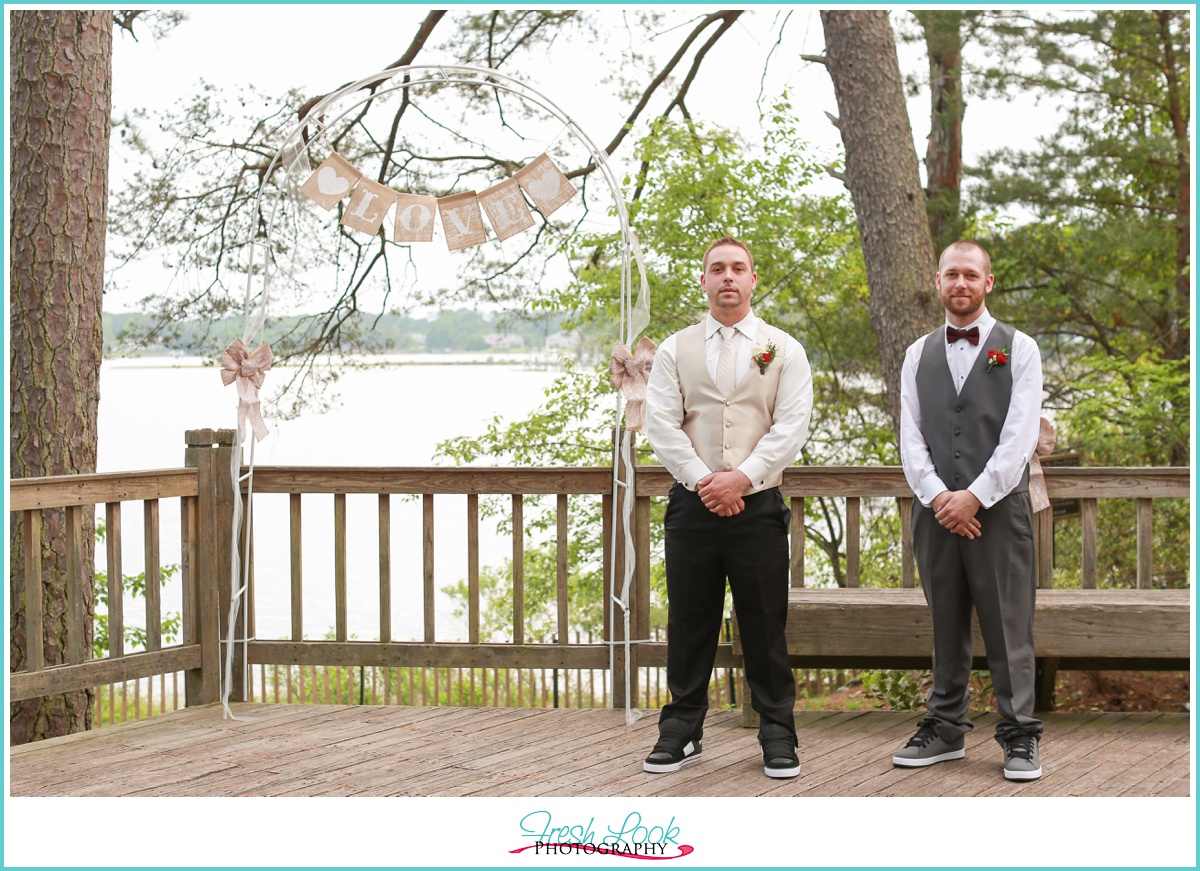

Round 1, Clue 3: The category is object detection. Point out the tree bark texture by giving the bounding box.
[9,10,112,743]
[1157,10,1190,466]
[917,10,965,250]
[821,10,942,433]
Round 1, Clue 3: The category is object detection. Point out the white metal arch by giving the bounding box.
[223,64,649,725]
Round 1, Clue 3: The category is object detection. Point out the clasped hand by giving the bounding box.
[697,470,750,516]
[931,489,982,539]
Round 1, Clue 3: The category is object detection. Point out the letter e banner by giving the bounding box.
[479,179,535,242]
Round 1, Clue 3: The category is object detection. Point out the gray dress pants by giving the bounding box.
[912,490,1043,744]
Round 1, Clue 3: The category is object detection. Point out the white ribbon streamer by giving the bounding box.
[220,426,256,722]
[609,426,644,727]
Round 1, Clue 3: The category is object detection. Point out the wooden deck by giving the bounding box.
[9,703,1190,797]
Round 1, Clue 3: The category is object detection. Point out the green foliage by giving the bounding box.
[439,359,618,467]
[958,11,1192,589]
[861,670,926,711]
[92,521,182,659]
[1051,497,1190,590]
[968,10,1190,472]
[861,669,997,712]
[250,663,609,708]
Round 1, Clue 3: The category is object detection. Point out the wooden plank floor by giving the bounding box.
[9,703,1190,797]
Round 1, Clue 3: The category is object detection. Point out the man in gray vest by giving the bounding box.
[894,239,1044,781]
[643,237,813,778]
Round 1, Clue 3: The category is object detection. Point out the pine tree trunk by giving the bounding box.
[917,10,966,250]
[1158,10,1190,466]
[821,10,942,433]
[9,10,112,744]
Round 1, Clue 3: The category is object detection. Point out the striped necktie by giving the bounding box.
[716,326,736,396]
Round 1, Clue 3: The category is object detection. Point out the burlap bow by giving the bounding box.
[609,337,657,432]
[1028,417,1056,513]
[220,338,273,442]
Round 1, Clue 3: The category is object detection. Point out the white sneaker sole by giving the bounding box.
[643,752,701,774]
[892,747,966,767]
[764,762,801,778]
[643,741,701,773]
[1004,765,1042,781]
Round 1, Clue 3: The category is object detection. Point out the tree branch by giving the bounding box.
[298,10,447,129]
[570,10,743,181]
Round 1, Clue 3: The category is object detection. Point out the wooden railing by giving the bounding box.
[9,466,206,702]
[8,426,1189,713]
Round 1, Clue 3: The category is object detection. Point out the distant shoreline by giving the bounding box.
[102,351,573,370]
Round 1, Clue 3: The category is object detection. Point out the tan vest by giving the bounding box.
[676,320,790,493]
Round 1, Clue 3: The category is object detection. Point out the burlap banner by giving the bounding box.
[300,151,578,251]
[300,153,363,211]
[341,177,397,236]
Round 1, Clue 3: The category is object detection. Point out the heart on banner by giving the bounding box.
[301,152,363,211]
[514,154,577,216]
[317,166,351,197]
[524,171,561,202]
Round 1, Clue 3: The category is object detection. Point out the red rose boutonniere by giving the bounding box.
[986,345,1009,373]
[752,341,778,374]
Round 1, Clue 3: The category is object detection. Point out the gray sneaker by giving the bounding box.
[892,720,966,767]
[1002,734,1042,781]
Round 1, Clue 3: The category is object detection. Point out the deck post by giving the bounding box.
[184,428,238,706]
[1034,657,1059,712]
[1033,504,1056,710]
[1035,505,1054,590]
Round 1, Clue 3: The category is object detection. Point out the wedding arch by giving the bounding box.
[220,65,651,725]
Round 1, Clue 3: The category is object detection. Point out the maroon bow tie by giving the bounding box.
[946,325,979,345]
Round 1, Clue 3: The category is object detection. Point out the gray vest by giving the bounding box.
[916,321,1029,493]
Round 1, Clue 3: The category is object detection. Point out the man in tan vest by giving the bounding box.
[643,237,813,778]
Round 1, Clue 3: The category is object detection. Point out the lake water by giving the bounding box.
[96,354,574,643]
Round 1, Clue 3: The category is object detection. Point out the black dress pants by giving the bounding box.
[659,483,796,739]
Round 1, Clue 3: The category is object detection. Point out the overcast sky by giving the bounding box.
[102,6,1058,313]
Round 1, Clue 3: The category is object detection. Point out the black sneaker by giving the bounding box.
[759,724,801,778]
[643,720,702,773]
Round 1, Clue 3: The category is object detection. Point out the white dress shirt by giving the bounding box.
[646,312,813,490]
[899,307,1043,508]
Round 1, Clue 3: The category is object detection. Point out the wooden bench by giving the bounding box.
[732,587,1190,723]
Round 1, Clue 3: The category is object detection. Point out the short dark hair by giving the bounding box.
[939,240,991,275]
[703,236,755,272]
